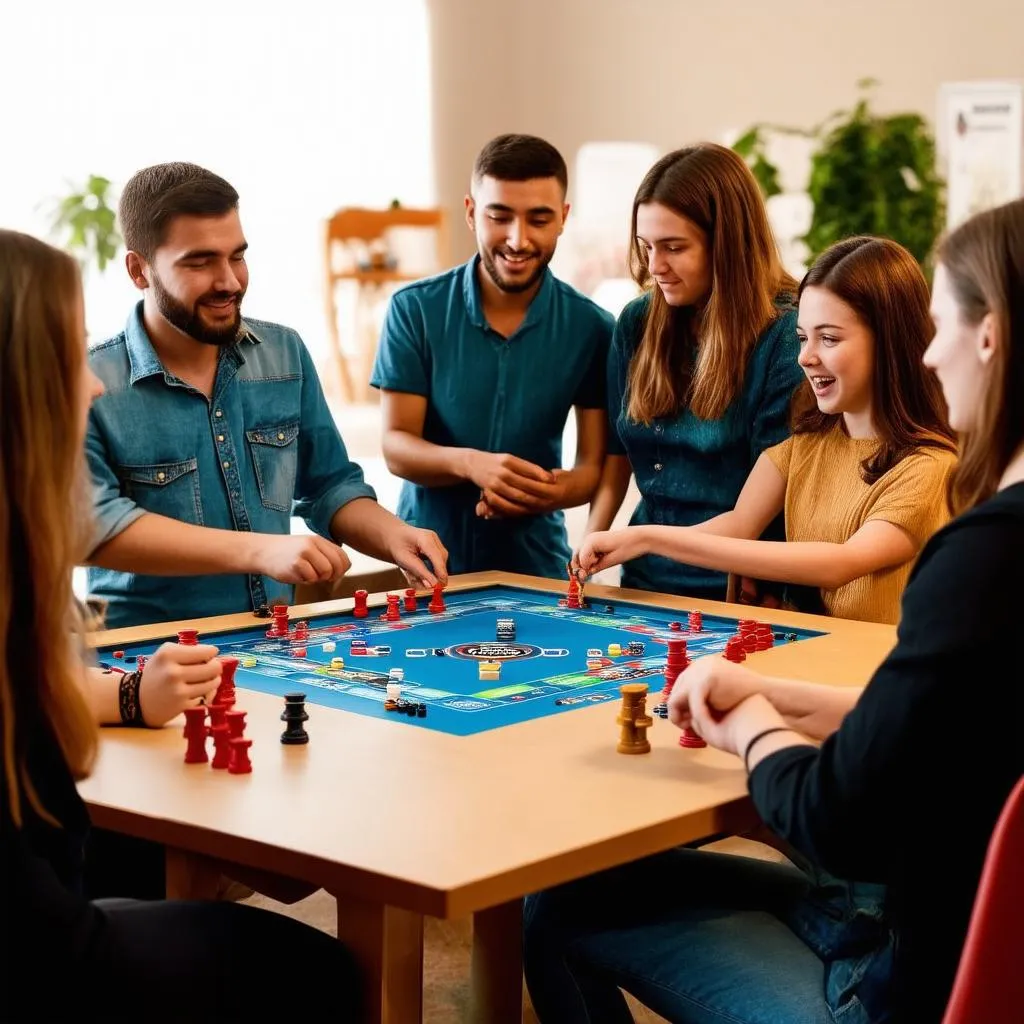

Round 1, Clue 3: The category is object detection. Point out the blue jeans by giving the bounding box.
[524,847,889,1024]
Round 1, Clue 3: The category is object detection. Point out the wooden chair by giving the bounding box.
[323,206,449,402]
[942,774,1024,1023]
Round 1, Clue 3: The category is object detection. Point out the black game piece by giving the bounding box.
[253,605,272,619]
[433,648,447,656]
[280,692,310,745]
[786,632,798,642]
[416,704,427,717]
[604,604,615,614]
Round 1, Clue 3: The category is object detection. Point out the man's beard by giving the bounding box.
[152,275,244,346]
[479,246,553,294]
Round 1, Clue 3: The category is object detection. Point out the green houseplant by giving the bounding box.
[733,80,945,268]
[49,174,121,273]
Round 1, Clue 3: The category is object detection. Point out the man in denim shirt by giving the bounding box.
[86,162,448,629]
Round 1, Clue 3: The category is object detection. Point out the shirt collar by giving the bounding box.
[461,254,554,333]
[124,300,261,386]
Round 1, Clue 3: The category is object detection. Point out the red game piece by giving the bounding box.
[723,636,747,663]
[403,588,418,613]
[660,637,690,703]
[384,594,401,622]
[228,737,253,774]
[210,723,232,769]
[352,589,369,619]
[293,620,309,641]
[566,576,581,610]
[755,623,774,650]
[225,709,247,739]
[291,647,307,658]
[679,726,707,749]
[135,655,147,671]
[266,604,290,638]
[113,650,125,659]
[183,706,209,764]
[688,610,703,633]
[668,621,682,632]
[428,584,446,614]
[209,705,227,730]
[213,656,238,707]
[177,629,199,646]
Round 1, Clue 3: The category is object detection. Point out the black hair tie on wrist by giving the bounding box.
[742,726,794,773]
[118,670,146,727]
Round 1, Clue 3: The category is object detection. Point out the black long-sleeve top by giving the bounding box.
[751,482,1024,1022]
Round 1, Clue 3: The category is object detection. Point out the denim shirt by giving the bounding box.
[85,303,376,628]
[370,257,614,577]
[608,292,803,599]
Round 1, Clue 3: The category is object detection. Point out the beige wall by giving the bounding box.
[428,0,1024,262]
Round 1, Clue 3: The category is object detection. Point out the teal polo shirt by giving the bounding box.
[370,256,614,578]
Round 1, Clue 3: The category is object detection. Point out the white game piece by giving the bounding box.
[386,682,402,701]
[322,641,336,652]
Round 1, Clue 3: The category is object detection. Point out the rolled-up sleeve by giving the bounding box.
[292,341,377,538]
[85,410,146,553]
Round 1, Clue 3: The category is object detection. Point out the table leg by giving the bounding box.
[333,892,424,1024]
[164,847,223,899]
[470,899,524,1024]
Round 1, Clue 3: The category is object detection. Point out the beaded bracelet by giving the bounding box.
[117,670,146,727]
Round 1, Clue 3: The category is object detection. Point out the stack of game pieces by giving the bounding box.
[566,576,582,609]
[212,656,238,708]
[293,621,309,642]
[626,640,645,656]
[668,621,682,632]
[352,589,369,619]
[496,617,516,641]
[688,610,703,633]
[403,588,418,613]
[723,636,747,663]
[428,583,446,614]
[177,628,199,646]
[383,594,401,621]
[183,706,209,763]
[280,692,309,745]
[659,637,689,703]
[266,604,290,638]
[738,619,773,654]
[616,683,653,755]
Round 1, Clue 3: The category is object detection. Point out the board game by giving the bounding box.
[94,584,827,737]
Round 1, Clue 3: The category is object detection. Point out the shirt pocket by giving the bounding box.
[246,421,300,512]
[120,458,203,525]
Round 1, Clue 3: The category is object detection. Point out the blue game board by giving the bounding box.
[94,585,827,736]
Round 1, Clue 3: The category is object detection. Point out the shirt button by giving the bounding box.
[156,472,166,481]
[277,432,285,441]
[654,425,663,433]
[222,461,231,469]
[217,434,225,442]
[654,463,663,471]
[215,409,223,418]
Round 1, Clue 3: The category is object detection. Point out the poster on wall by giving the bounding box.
[938,80,1024,229]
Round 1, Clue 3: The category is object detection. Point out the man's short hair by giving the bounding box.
[472,134,568,194]
[118,162,239,258]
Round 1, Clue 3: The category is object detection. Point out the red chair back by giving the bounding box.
[943,774,1024,1023]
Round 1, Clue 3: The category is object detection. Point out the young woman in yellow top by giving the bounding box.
[576,236,957,624]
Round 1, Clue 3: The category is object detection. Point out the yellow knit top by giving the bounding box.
[766,425,957,624]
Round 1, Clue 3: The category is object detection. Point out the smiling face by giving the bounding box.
[132,210,249,346]
[634,202,712,308]
[465,175,567,295]
[924,263,995,432]
[797,285,876,434]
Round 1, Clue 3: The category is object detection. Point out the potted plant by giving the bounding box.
[733,79,945,269]
[48,174,121,274]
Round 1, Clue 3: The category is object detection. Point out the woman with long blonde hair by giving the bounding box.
[584,142,804,599]
[0,230,360,1021]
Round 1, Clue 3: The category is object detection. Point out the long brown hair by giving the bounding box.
[626,143,796,423]
[0,230,96,827]
[937,199,1024,513]
[791,236,956,483]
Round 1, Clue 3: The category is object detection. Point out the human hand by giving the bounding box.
[466,452,560,513]
[387,524,449,589]
[254,534,351,584]
[138,642,222,726]
[475,468,572,519]
[573,526,649,577]
[668,657,774,755]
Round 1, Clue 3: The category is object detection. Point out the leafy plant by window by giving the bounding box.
[733,79,945,268]
[49,174,121,273]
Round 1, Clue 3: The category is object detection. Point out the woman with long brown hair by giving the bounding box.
[577,236,958,624]
[525,199,1024,1024]
[0,229,360,1021]
[583,143,804,599]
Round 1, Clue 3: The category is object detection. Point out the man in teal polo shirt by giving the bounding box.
[371,134,614,578]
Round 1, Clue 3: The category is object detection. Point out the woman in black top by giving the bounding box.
[523,199,1024,1023]
[0,230,360,1022]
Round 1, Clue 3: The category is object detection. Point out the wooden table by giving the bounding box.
[80,572,897,1023]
